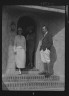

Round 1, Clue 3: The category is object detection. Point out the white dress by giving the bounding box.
[14,35,26,68]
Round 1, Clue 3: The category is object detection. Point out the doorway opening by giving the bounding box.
[17,16,37,69]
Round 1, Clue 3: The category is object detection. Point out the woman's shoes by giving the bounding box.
[19,69,21,75]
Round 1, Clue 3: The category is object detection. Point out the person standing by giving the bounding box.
[26,27,36,68]
[40,26,53,77]
[14,27,26,74]
[6,22,16,74]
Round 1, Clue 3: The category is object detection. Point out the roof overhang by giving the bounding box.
[18,5,65,14]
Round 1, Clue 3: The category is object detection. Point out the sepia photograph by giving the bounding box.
[2,5,65,91]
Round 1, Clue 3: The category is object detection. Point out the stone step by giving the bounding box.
[2,74,60,82]
[2,74,64,90]
[3,81,64,91]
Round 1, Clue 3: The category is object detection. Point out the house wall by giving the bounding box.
[2,8,9,74]
[49,13,65,77]
[2,6,65,78]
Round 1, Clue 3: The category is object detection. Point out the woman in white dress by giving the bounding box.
[14,27,26,74]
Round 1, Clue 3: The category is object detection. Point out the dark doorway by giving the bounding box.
[17,16,36,37]
[17,16,37,69]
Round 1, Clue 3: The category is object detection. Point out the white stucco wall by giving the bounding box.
[49,13,65,78]
[53,28,65,77]
[2,9,9,74]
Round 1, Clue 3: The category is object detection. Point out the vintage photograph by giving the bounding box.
[2,5,65,91]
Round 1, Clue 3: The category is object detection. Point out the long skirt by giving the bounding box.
[14,46,26,68]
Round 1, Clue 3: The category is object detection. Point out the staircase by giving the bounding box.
[2,72,64,91]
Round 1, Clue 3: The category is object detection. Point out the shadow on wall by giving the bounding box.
[48,14,65,37]
[2,81,8,90]
[48,45,57,74]
[48,14,65,74]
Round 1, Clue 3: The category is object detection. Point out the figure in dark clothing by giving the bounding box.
[40,26,54,77]
[26,28,36,68]
[40,32,53,51]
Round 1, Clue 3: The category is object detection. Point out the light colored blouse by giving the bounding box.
[14,35,26,50]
